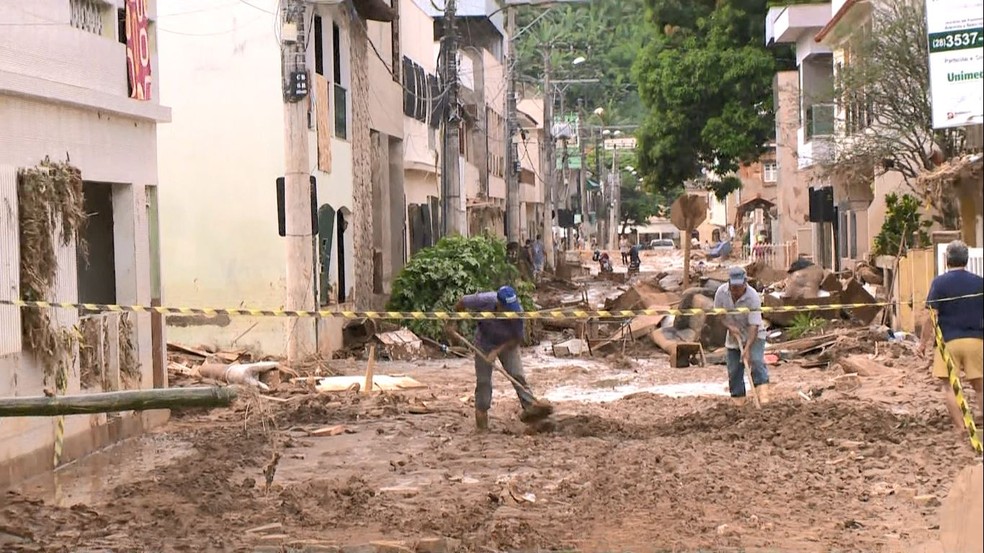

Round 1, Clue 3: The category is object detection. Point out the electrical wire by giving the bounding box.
[157,13,268,36]
[238,0,275,15]
[157,2,240,18]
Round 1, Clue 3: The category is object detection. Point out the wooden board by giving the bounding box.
[315,74,332,173]
[940,464,983,553]
[313,375,426,393]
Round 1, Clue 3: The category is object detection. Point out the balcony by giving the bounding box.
[805,103,835,140]
[766,3,832,45]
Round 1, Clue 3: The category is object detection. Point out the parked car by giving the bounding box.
[650,239,675,250]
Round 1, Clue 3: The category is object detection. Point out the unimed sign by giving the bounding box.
[926,0,984,128]
[126,0,152,101]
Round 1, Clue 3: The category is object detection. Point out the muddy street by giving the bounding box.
[2,348,976,553]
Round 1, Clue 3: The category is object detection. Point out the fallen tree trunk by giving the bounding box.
[0,387,237,417]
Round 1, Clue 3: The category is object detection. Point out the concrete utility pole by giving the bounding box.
[577,102,587,242]
[541,46,556,269]
[281,0,315,363]
[440,0,466,236]
[504,7,521,243]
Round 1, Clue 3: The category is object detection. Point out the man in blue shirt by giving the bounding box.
[921,240,984,433]
[455,286,540,431]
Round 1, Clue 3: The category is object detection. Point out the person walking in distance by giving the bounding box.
[454,286,546,431]
[619,235,630,265]
[531,234,546,278]
[713,266,770,405]
[920,240,984,433]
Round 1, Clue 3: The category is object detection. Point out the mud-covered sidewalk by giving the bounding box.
[1,349,976,553]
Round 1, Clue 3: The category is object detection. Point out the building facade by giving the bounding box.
[157,0,390,355]
[767,2,838,267]
[0,0,170,485]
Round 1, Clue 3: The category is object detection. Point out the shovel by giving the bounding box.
[736,339,761,409]
[447,330,554,422]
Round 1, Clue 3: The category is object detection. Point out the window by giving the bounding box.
[334,85,347,139]
[402,57,415,117]
[763,162,778,183]
[314,15,324,76]
[332,23,347,139]
[848,211,858,259]
[77,182,117,305]
[117,8,133,97]
[332,23,342,83]
[71,0,108,36]
[427,74,440,129]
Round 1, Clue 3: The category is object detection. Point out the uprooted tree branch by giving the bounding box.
[818,0,968,229]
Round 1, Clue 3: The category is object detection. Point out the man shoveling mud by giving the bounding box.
[713,266,771,405]
[452,286,553,431]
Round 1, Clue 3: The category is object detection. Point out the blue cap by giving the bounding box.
[496,285,522,312]
[728,266,747,286]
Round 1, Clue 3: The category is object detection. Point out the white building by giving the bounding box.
[156,0,391,355]
[0,0,170,486]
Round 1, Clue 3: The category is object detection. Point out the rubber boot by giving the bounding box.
[731,396,747,407]
[475,410,489,432]
[756,383,771,405]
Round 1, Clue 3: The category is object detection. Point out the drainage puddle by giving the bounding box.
[14,433,194,507]
[544,381,728,403]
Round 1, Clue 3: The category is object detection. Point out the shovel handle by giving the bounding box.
[448,331,539,401]
[736,341,761,409]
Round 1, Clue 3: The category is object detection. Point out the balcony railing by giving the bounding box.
[805,103,835,140]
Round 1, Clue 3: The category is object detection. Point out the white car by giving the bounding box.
[650,239,675,250]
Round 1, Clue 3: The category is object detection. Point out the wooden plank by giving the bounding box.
[105,313,121,391]
[314,375,426,393]
[315,74,332,173]
[940,464,983,553]
[363,345,375,395]
[167,342,209,358]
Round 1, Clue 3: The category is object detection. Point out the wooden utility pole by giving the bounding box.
[281,0,315,363]
[541,45,556,269]
[504,7,521,243]
[0,387,237,417]
[440,0,466,236]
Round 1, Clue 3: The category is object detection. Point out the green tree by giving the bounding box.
[387,235,532,341]
[873,193,932,256]
[633,0,792,200]
[513,0,649,124]
[619,179,661,234]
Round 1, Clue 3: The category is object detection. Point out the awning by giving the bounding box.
[736,196,775,216]
[517,109,539,128]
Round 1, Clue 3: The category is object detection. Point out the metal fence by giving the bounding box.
[739,242,796,271]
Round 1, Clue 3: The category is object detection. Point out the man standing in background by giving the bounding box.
[920,240,984,434]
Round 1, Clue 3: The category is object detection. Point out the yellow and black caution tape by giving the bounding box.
[0,297,899,320]
[930,310,983,455]
[1,293,980,320]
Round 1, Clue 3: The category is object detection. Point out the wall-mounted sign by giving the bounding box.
[926,0,984,128]
[603,137,636,150]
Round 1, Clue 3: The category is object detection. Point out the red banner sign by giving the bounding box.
[125,0,152,100]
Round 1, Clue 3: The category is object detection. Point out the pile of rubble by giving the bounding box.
[548,256,890,369]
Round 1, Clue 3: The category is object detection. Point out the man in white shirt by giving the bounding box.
[713,266,771,405]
